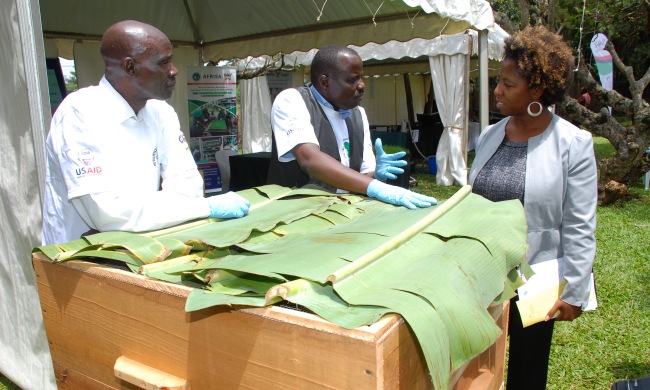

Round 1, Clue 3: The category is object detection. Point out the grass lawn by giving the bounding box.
[2,138,647,390]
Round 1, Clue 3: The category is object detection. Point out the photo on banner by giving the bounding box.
[187,66,238,194]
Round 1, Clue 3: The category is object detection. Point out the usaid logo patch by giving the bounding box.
[75,148,103,177]
[75,166,103,176]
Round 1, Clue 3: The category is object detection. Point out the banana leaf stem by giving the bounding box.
[326,185,472,285]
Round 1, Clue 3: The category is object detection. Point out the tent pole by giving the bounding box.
[403,73,415,126]
[463,34,471,168]
[478,30,489,131]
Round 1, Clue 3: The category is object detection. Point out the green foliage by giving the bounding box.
[65,70,77,92]
[571,0,649,95]
[496,0,649,98]
[490,0,521,29]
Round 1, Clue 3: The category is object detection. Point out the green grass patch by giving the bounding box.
[593,135,617,159]
[548,184,649,389]
[0,374,19,390]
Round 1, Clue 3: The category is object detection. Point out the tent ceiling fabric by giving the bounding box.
[234,27,508,78]
[41,0,496,62]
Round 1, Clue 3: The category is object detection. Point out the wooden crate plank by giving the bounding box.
[34,256,389,389]
[34,254,508,390]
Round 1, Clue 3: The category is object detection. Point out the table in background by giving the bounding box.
[229,152,271,191]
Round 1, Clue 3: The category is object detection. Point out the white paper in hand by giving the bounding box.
[516,258,597,327]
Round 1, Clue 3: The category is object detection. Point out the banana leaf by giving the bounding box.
[211,271,281,295]
[265,278,389,329]
[155,196,341,247]
[139,253,205,284]
[185,289,267,311]
[34,184,528,390]
[84,231,171,264]
[33,238,92,261]
[59,248,143,268]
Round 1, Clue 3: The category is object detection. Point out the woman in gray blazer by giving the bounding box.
[469,25,597,390]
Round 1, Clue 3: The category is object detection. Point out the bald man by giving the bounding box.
[42,20,249,245]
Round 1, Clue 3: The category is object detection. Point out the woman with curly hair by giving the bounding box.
[469,25,597,389]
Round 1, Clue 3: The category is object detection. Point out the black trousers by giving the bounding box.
[506,296,555,390]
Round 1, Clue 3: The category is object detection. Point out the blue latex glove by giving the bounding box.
[207,192,250,219]
[373,138,407,181]
[366,179,437,210]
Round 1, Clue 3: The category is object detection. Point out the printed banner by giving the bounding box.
[187,66,238,193]
[590,33,613,112]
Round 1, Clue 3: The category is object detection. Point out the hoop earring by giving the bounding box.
[527,101,544,117]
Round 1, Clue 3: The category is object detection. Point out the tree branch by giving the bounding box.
[605,41,650,111]
[605,41,636,87]
[638,66,650,97]
[576,61,634,116]
[237,54,290,80]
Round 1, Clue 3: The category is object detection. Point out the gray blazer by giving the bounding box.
[469,114,597,307]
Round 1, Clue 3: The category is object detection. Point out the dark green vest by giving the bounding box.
[267,87,364,192]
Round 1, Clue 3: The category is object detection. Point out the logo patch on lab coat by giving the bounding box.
[77,148,94,166]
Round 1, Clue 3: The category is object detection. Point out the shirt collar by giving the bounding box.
[99,76,142,123]
[309,85,350,120]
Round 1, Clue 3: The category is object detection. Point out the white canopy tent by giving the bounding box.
[2,1,504,388]
[234,27,508,177]
[42,0,504,163]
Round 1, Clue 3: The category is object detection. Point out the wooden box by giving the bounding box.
[33,254,508,390]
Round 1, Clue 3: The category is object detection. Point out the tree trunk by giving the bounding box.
[519,0,530,28]
[547,0,556,29]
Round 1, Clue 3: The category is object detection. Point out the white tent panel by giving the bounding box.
[240,76,273,154]
[42,1,497,63]
[430,51,469,186]
[73,41,104,87]
[0,1,56,389]
[166,47,201,135]
[361,74,429,126]
[403,0,495,30]
[364,77,400,127]
[235,27,506,74]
